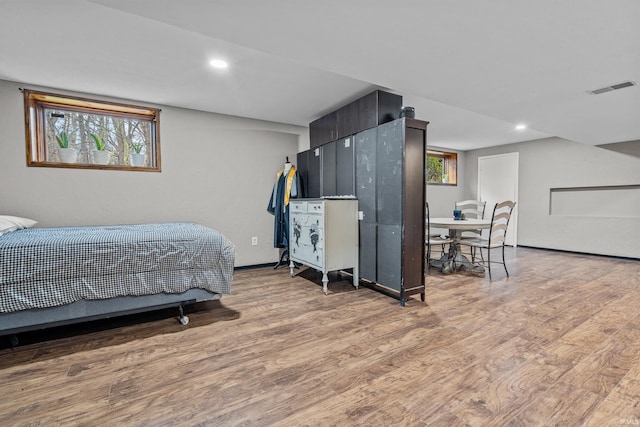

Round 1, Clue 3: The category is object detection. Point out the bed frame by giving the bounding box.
[0,288,220,342]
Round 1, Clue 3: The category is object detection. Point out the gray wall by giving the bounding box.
[0,79,308,267]
[426,146,466,228]
[463,137,640,259]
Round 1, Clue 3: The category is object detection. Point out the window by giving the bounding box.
[426,150,457,185]
[24,89,160,171]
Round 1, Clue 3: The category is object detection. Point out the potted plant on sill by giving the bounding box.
[55,131,77,163]
[129,141,146,167]
[90,133,110,165]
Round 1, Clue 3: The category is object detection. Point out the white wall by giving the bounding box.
[463,137,640,259]
[0,79,309,267]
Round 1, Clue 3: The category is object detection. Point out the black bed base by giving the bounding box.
[0,288,220,337]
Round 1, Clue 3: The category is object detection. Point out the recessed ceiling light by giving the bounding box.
[515,124,527,131]
[587,80,636,95]
[209,59,228,69]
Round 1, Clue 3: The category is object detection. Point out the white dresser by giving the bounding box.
[288,198,359,294]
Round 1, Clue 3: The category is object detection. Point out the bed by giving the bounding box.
[0,220,235,339]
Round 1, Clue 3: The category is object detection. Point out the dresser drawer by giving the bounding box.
[289,201,308,213]
[290,211,324,230]
[307,202,324,214]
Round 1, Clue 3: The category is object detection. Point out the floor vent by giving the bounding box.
[588,80,637,95]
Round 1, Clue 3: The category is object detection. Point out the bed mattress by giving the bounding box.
[0,222,235,313]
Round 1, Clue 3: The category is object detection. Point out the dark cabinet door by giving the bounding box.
[307,147,321,198]
[310,112,337,149]
[377,224,402,291]
[336,136,355,196]
[356,91,379,132]
[321,140,337,196]
[376,119,403,226]
[355,127,377,223]
[296,150,309,198]
[359,222,377,282]
[337,102,359,139]
[376,91,403,125]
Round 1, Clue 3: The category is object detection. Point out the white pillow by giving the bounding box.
[0,215,38,236]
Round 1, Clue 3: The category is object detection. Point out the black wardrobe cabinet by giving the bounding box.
[359,118,427,305]
[298,117,428,306]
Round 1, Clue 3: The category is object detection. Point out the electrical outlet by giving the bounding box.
[251,237,258,246]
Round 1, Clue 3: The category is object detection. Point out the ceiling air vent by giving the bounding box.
[588,80,637,95]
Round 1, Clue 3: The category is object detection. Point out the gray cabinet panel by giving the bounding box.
[376,120,403,225]
[336,137,355,196]
[359,222,377,282]
[377,224,402,292]
[321,141,337,196]
[355,128,377,223]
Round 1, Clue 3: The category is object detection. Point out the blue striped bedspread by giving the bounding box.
[0,222,235,313]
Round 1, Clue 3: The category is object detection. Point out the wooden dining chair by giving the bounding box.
[455,199,486,258]
[460,200,516,280]
[455,200,486,237]
[425,202,452,275]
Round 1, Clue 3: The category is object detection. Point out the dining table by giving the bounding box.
[429,217,491,274]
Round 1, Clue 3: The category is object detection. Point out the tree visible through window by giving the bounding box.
[426,150,457,185]
[24,89,160,171]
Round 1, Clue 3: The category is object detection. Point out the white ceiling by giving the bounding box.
[1,0,638,151]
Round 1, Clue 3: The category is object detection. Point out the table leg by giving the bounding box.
[436,229,485,274]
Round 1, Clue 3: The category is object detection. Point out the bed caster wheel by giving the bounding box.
[179,316,189,325]
[9,335,19,347]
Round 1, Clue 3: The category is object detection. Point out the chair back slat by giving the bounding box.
[487,200,516,247]
[491,235,506,245]
[491,223,508,233]
[455,200,487,219]
[495,200,515,210]
[455,200,487,239]
[492,212,511,222]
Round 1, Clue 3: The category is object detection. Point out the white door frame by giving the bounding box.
[478,152,519,246]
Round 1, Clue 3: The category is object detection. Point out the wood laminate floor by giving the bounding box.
[1,247,639,426]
